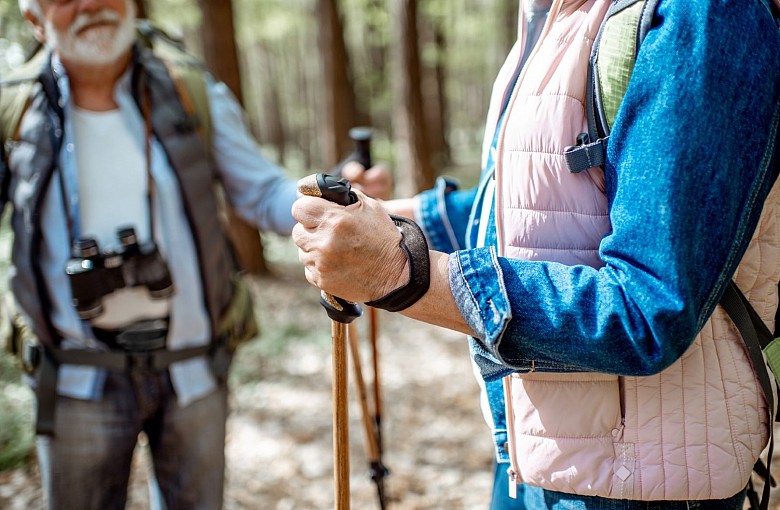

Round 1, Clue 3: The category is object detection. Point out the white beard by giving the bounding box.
[46,0,137,66]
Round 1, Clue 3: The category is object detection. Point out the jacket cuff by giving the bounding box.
[415,177,461,253]
[448,247,512,350]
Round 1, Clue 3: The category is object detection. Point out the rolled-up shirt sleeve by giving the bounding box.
[207,78,298,235]
[415,177,476,253]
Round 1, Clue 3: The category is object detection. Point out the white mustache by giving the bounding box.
[69,9,123,37]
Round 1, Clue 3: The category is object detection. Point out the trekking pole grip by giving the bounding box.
[349,126,372,170]
[297,173,363,324]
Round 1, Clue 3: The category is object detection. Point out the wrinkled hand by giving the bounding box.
[342,161,393,200]
[291,190,408,303]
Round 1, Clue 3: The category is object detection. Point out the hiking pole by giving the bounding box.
[348,127,390,509]
[297,173,363,510]
[346,323,387,509]
[348,127,385,452]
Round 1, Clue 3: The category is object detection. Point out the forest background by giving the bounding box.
[0,0,523,508]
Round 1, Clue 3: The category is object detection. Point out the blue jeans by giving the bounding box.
[492,461,525,509]
[36,367,228,510]
[490,461,746,510]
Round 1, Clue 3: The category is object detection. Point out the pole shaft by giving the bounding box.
[333,321,350,510]
[347,322,381,462]
[369,307,383,433]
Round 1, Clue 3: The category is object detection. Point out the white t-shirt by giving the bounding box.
[71,106,170,328]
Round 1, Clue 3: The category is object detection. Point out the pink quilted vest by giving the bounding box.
[489,0,776,499]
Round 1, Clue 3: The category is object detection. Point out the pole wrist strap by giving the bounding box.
[366,215,430,313]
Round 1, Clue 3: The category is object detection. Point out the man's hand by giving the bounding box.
[341,162,393,201]
[291,190,407,303]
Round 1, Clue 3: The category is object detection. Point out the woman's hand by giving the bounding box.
[292,190,408,303]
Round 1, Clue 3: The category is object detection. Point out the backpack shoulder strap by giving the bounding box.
[720,281,777,510]
[0,49,47,144]
[0,49,48,212]
[136,22,212,158]
[165,60,212,160]
[564,0,660,173]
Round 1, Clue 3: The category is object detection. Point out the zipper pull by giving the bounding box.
[508,469,518,499]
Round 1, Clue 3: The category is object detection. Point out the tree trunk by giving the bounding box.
[196,0,268,275]
[317,0,360,168]
[391,0,435,196]
[504,0,520,56]
[256,44,287,165]
[420,13,450,170]
[133,0,147,19]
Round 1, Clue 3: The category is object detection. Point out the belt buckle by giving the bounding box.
[114,319,168,351]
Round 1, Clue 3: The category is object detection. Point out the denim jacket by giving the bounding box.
[416,0,780,463]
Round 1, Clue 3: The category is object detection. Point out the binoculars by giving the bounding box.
[65,227,174,320]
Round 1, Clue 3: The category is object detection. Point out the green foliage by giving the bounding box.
[0,349,20,384]
[147,0,202,37]
[0,0,36,74]
[0,355,33,471]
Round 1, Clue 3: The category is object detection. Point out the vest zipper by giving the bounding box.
[495,0,564,255]
[503,375,522,497]
[497,0,565,496]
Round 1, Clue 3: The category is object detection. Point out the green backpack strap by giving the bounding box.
[1,49,48,211]
[136,21,212,160]
[0,49,48,146]
[564,0,660,173]
[164,61,212,161]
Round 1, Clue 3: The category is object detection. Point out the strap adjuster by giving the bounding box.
[564,132,608,173]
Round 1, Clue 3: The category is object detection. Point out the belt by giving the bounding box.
[33,338,216,437]
[31,319,234,436]
[50,343,212,372]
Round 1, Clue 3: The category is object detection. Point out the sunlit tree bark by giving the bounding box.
[391,0,435,196]
[133,0,147,19]
[420,13,450,170]
[503,0,520,56]
[317,0,360,169]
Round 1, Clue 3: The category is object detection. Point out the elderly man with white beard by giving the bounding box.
[1,1,391,509]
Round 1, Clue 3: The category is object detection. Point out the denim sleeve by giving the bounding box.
[452,0,780,377]
[415,177,477,253]
[207,78,298,235]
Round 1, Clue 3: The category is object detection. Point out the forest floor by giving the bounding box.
[0,251,496,510]
[2,242,780,510]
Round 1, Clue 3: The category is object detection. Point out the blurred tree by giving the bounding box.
[252,43,288,165]
[1,0,512,202]
[420,1,450,170]
[197,0,269,274]
[133,0,148,19]
[390,0,434,196]
[502,0,520,56]
[317,0,362,169]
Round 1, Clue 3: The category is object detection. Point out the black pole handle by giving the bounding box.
[297,173,363,324]
[349,126,373,170]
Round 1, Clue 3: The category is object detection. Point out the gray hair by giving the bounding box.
[18,0,42,18]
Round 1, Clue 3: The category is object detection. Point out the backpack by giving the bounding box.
[564,2,779,508]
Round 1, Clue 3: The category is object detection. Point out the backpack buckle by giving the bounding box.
[564,132,607,173]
